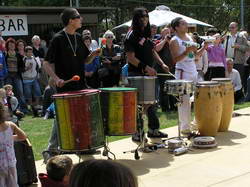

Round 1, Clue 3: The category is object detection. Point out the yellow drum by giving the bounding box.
[212,78,234,132]
[194,81,222,136]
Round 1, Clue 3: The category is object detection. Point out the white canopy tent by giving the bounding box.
[113,5,213,30]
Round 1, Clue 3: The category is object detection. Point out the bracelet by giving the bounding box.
[138,62,147,71]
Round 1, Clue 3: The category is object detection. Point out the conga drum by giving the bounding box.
[127,76,156,104]
[212,78,234,132]
[53,89,105,151]
[99,87,137,136]
[194,81,222,136]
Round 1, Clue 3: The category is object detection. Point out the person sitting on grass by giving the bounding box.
[39,155,73,187]
[3,84,24,120]
[69,159,138,187]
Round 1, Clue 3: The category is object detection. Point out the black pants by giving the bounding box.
[101,68,121,87]
[158,75,177,111]
[234,64,245,92]
[86,71,100,88]
[204,67,225,81]
[128,72,160,131]
[235,89,244,103]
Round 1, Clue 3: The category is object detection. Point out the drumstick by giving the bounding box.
[157,73,177,79]
[64,75,80,84]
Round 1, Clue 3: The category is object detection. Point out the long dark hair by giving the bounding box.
[69,160,138,187]
[131,7,151,38]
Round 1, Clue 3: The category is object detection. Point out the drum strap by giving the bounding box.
[176,69,184,79]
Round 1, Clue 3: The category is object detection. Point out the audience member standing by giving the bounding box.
[100,30,121,87]
[223,22,249,93]
[4,38,27,113]
[205,34,227,80]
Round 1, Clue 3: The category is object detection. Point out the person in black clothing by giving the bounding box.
[32,35,45,59]
[124,7,169,141]
[42,8,100,162]
[154,26,176,112]
[32,35,48,92]
[42,78,56,117]
[100,30,121,87]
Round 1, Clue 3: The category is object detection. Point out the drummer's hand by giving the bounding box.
[54,77,65,88]
[161,64,169,73]
[145,65,157,76]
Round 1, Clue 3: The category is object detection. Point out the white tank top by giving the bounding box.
[172,34,197,73]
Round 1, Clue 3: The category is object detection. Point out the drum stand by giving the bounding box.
[103,137,116,160]
[123,105,157,160]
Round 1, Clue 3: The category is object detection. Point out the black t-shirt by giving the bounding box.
[45,30,90,93]
[33,47,45,58]
[124,30,154,74]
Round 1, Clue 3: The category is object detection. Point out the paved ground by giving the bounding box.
[31,107,250,187]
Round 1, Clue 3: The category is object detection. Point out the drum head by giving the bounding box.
[53,89,99,98]
[196,81,219,87]
[100,87,137,92]
[212,78,232,82]
[192,136,217,148]
[165,79,193,84]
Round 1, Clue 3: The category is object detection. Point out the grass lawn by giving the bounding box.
[19,102,250,161]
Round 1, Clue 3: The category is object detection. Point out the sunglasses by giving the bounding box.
[106,36,114,39]
[71,15,81,19]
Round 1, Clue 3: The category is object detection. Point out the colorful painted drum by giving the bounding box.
[127,76,156,104]
[100,87,137,136]
[212,78,234,132]
[194,81,223,136]
[53,89,105,151]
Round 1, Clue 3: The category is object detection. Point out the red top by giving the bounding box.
[39,173,68,187]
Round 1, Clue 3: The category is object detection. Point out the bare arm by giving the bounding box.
[126,51,156,76]
[126,51,141,67]
[85,49,101,64]
[43,60,64,87]
[170,39,197,64]
[11,122,27,141]
[155,38,168,52]
[153,49,169,72]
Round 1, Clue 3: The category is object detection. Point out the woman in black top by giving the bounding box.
[124,7,169,140]
[100,30,121,87]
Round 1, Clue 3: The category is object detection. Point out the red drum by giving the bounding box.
[53,89,105,151]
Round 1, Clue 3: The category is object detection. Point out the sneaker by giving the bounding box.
[147,130,168,138]
[132,132,148,143]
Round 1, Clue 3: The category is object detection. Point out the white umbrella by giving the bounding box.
[113,5,213,30]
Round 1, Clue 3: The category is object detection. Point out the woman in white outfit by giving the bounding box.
[169,17,208,134]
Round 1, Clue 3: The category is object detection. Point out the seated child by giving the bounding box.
[3,84,24,120]
[39,155,73,187]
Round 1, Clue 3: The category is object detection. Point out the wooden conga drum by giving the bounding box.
[212,78,234,132]
[194,81,222,136]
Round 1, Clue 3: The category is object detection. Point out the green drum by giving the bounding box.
[100,87,137,136]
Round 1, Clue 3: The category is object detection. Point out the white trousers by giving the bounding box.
[175,70,198,130]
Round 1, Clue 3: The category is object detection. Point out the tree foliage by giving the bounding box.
[2,0,250,32]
